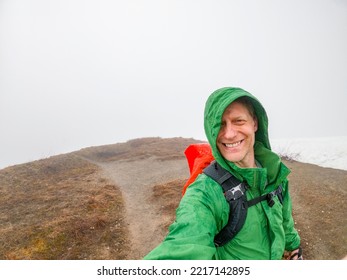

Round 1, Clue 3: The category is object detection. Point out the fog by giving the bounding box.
[1,0,346,169]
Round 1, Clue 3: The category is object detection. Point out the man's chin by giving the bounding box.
[223,154,242,164]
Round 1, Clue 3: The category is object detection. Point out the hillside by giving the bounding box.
[0,137,346,260]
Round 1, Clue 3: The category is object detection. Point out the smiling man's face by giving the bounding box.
[216,100,258,168]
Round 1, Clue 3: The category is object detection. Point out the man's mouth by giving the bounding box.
[223,140,243,148]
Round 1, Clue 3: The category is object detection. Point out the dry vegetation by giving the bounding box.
[76,137,202,162]
[0,154,129,259]
[150,179,186,233]
[284,159,347,260]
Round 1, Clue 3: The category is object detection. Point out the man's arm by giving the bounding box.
[144,175,227,260]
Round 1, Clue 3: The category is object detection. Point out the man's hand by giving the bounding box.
[283,247,303,260]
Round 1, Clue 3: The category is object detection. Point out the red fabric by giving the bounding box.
[182,143,214,195]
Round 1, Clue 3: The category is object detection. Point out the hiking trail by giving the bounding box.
[92,157,188,259]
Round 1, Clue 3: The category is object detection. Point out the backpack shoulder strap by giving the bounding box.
[203,161,241,191]
[203,161,248,247]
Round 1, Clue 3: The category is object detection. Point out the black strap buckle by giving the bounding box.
[266,192,276,207]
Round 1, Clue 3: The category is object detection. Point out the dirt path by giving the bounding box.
[95,157,189,259]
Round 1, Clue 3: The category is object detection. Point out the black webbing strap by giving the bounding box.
[203,161,245,196]
[204,161,248,247]
[247,185,283,208]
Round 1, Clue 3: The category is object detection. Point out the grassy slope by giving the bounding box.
[1,137,346,260]
[0,137,201,260]
[0,153,129,260]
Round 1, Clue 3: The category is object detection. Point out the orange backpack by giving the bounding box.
[182,143,214,195]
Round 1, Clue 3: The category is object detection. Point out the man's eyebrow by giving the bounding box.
[233,116,246,120]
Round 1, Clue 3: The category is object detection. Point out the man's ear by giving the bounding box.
[254,117,258,132]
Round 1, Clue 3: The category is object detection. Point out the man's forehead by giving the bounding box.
[224,101,250,113]
[223,99,255,118]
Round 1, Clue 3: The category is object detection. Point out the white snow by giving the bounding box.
[271,136,347,171]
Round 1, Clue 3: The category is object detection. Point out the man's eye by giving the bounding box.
[234,119,246,125]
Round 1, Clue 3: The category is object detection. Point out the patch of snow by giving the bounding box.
[271,136,347,171]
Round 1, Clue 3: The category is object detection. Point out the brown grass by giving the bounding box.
[284,159,347,260]
[150,179,186,232]
[76,137,203,162]
[0,154,129,260]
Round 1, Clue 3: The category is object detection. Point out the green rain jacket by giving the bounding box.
[144,87,301,260]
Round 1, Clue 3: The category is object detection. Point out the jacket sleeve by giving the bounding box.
[281,180,301,251]
[143,175,228,260]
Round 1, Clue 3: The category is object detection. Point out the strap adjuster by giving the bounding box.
[224,183,246,201]
[267,192,276,207]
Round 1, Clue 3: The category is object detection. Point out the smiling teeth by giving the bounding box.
[225,141,242,148]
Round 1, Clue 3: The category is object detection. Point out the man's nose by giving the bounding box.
[223,124,237,138]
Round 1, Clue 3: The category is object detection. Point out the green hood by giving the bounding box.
[204,87,271,174]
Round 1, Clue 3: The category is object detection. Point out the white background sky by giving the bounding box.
[1,0,346,169]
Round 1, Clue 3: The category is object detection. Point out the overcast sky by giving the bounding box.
[1,0,346,169]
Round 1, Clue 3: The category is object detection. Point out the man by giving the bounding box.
[144,87,302,260]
